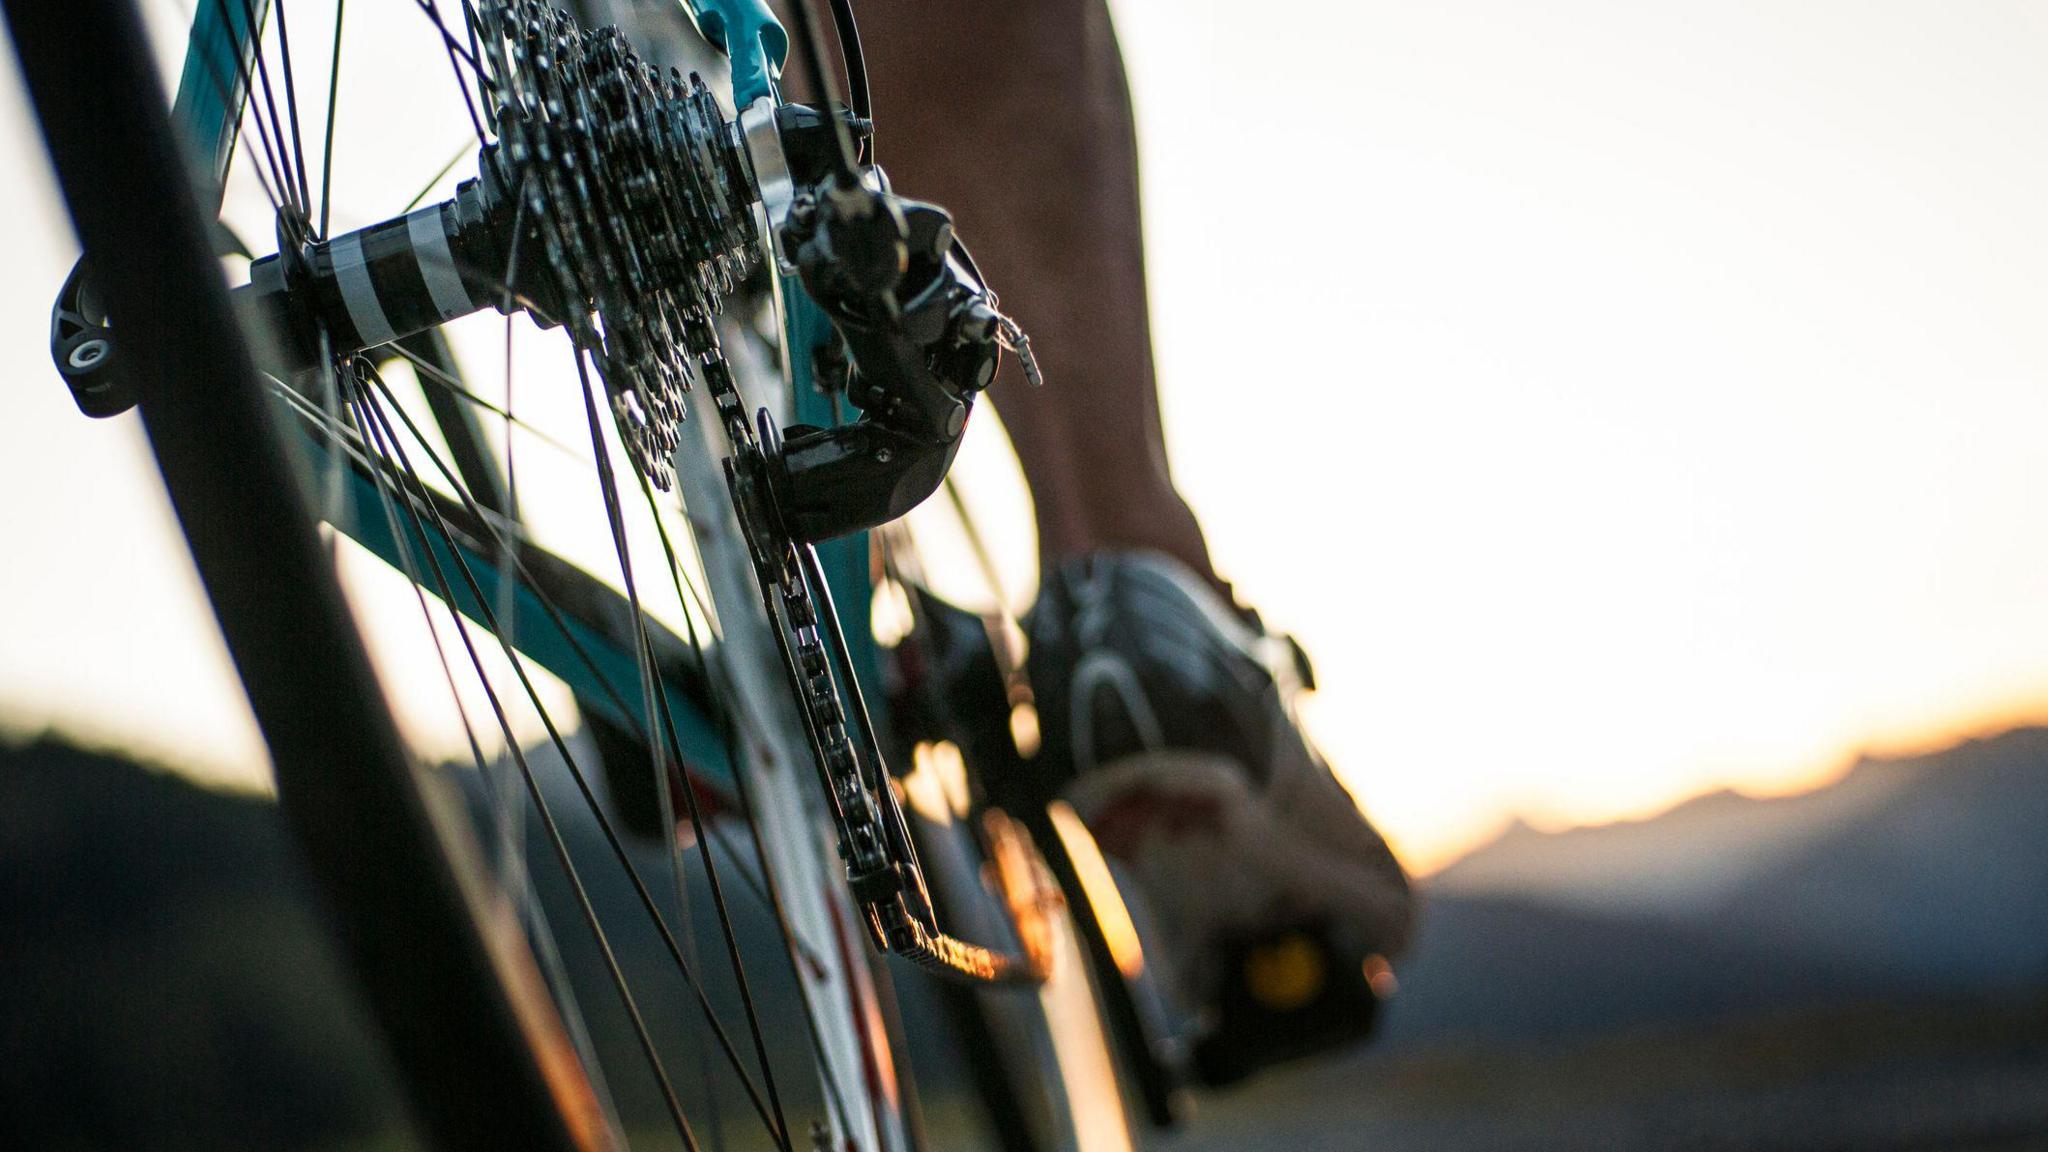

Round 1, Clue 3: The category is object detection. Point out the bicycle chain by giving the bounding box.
[717,404,1039,984]
[479,2,1037,984]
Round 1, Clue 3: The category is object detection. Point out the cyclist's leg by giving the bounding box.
[854,0,1415,1084]
[855,0,1222,591]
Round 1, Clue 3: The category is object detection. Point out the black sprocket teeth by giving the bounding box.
[482,0,758,488]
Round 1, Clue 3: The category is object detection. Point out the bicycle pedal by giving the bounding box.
[1191,918,1393,1087]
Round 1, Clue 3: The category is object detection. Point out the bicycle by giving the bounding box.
[5,0,1173,1147]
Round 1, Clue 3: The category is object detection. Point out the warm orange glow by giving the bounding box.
[869,575,915,649]
[979,809,1059,981]
[898,742,951,827]
[855,952,901,1118]
[932,740,972,819]
[1031,843,1138,1152]
[1046,800,1146,981]
[1008,700,1042,760]
[900,740,974,826]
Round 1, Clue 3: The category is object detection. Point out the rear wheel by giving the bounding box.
[8,1,919,1148]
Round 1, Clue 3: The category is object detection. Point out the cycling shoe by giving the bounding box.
[1021,550,1415,1084]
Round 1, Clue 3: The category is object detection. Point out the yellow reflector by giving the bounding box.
[1245,934,1326,1012]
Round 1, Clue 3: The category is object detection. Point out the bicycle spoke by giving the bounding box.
[459,0,499,136]
[348,364,829,973]
[317,0,343,237]
[571,342,794,1152]
[349,374,702,1150]
[235,0,302,214]
[319,328,347,542]
[351,363,801,1148]
[334,358,629,1144]
[635,476,723,641]
[383,336,580,458]
[409,0,490,146]
[525,876,628,1132]
[470,319,622,1145]
[402,140,474,214]
[271,0,314,214]
[636,467,859,1143]
[491,318,525,924]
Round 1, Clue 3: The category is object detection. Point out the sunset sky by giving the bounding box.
[5,1,2048,873]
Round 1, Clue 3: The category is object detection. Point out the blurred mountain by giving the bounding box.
[1710,729,2048,988]
[1388,727,2048,1046]
[1431,752,1925,916]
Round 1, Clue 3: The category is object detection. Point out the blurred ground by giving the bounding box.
[6,734,2048,1150]
[1163,999,2048,1152]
